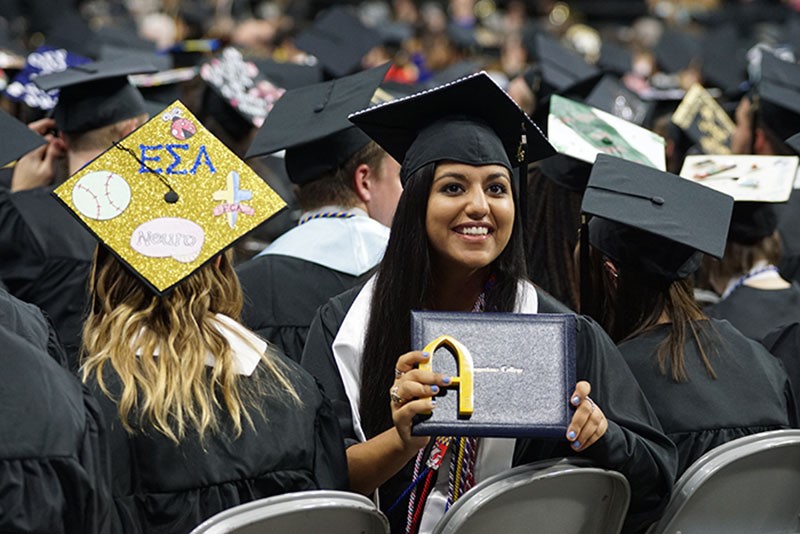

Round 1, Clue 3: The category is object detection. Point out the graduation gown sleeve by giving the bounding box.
[513,315,677,534]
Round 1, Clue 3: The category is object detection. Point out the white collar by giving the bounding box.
[134,314,265,376]
[255,207,390,277]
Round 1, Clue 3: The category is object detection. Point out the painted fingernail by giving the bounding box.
[572,395,580,406]
[431,385,440,394]
[431,398,437,406]
[442,376,451,384]
[567,430,576,440]
[572,440,581,449]
[422,351,430,358]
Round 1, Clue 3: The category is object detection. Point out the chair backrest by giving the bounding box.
[432,458,631,534]
[650,429,800,534]
[189,490,390,534]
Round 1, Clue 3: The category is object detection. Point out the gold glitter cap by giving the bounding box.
[52,100,286,295]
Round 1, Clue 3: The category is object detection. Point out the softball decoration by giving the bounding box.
[71,170,131,220]
[52,100,286,295]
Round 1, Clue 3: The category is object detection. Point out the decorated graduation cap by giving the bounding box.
[583,154,734,281]
[33,57,157,134]
[530,33,600,94]
[4,46,91,111]
[294,7,383,78]
[349,71,555,187]
[548,94,666,171]
[200,47,286,129]
[679,154,799,245]
[0,109,46,167]
[671,84,736,155]
[245,63,390,185]
[585,75,651,126]
[51,101,286,294]
[758,53,800,142]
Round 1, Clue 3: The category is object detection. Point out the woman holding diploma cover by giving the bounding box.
[301,72,677,533]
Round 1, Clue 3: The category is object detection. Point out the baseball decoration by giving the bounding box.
[71,170,131,220]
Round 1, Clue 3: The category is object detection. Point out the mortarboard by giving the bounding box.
[200,47,286,128]
[548,94,666,170]
[597,40,632,76]
[758,52,800,142]
[671,84,736,155]
[0,109,47,168]
[788,133,800,155]
[294,7,383,78]
[537,154,593,193]
[252,59,324,90]
[349,71,555,185]
[51,100,286,295]
[701,25,748,97]
[4,46,91,111]
[245,63,390,185]
[679,154,798,244]
[583,154,734,280]
[653,28,702,75]
[531,33,601,94]
[33,57,157,134]
[585,74,651,126]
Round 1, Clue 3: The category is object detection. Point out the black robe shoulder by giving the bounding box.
[704,284,800,341]
[237,253,366,362]
[0,187,95,368]
[301,284,677,534]
[89,352,348,533]
[0,328,111,533]
[0,286,67,366]
[618,319,796,476]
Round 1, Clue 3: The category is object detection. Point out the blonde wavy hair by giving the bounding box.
[82,246,299,444]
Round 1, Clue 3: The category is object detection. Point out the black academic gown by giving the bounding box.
[301,284,678,534]
[777,190,800,283]
[0,187,95,369]
[704,283,800,341]
[762,322,800,412]
[237,254,367,362]
[0,328,111,533]
[0,286,68,367]
[618,319,796,476]
[90,355,348,534]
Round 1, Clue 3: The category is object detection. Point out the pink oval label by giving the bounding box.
[130,217,205,263]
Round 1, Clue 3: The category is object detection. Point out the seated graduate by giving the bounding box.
[301,73,677,534]
[582,154,797,477]
[53,102,347,532]
[0,297,110,533]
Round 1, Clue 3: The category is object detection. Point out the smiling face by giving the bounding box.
[425,161,515,276]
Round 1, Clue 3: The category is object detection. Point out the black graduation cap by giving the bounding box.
[728,202,779,245]
[253,59,324,90]
[532,33,601,94]
[294,7,383,78]
[349,71,555,185]
[758,52,800,142]
[585,74,651,125]
[788,132,800,155]
[537,154,593,193]
[701,25,748,97]
[582,154,734,280]
[0,109,47,167]
[597,41,632,76]
[426,59,484,88]
[33,57,157,133]
[245,63,390,185]
[654,28,702,75]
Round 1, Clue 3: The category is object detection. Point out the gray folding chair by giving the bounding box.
[650,429,800,534]
[189,490,390,534]
[432,458,631,534]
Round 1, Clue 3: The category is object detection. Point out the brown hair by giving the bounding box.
[63,114,148,153]
[704,231,783,285]
[295,141,385,211]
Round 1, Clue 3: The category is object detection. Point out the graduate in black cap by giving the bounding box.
[0,57,155,368]
[301,72,677,534]
[53,102,347,532]
[236,64,402,363]
[582,154,795,477]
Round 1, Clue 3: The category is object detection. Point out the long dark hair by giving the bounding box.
[585,246,717,382]
[359,162,528,438]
